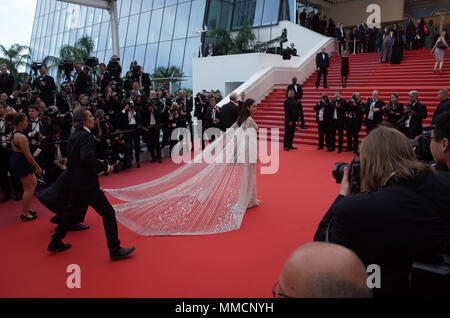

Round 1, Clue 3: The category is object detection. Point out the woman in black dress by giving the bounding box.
[390,24,403,64]
[5,112,43,221]
[383,93,404,130]
[341,50,349,88]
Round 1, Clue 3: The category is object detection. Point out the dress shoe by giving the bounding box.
[47,240,72,253]
[136,163,141,168]
[284,147,290,151]
[68,223,90,231]
[29,210,37,216]
[110,246,136,261]
[300,125,308,129]
[20,214,38,222]
[317,147,324,150]
[324,86,329,89]
[343,148,353,152]
[337,149,343,153]
[151,158,157,163]
[327,148,335,152]
[0,194,11,203]
[289,147,298,150]
[158,159,162,163]
[50,215,60,225]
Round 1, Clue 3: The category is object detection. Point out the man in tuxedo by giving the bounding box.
[216,93,240,132]
[403,90,427,139]
[142,98,162,163]
[205,43,214,57]
[55,81,74,114]
[336,23,347,55]
[364,90,385,134]
[284,89,299,151]
[316,48,330,89]
[177,90,194,150]
[329,90,348,153]
[120,99,142,169]
[72,62,89,98]
[287,43,298,57]
[138,66,152,97]
[286,77,307,129]
[47,107,136,261]
[314,94,332,150]
[346,93,364,153]
[32,65,56,107]
[358,21,369,53]
[97,63,112,94]
[0,65,15,96]
[432,89,450,124]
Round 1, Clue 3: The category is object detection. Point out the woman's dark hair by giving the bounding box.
[388,93,399,106]
[236,98,256,127]
[5,112,26,127]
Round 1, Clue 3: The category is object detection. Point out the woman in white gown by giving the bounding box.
[105,98,260,236]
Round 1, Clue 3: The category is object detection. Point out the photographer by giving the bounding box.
[137,66,151,97]
[0,64,15,96]
[314,94,332,150]
[329,90,347,153]
[346,93,364,153]
[202,97,220,149]
[55,81,74,114]
[72,62,89,97]
[97,63,112,94]
[383,93,404,130]
[106,55,122,84]
[314,126,450,297]
[402,90,427,139]
[142,98,162,163]
[111,130,128,172]
[92,109,112,160]
[364,90,385,134]
[32,65,56,107]
[42,125,67,184]
[120,98,142,169]
[177,90,193,149]
[430,111,450,172]
[432,89,450,124]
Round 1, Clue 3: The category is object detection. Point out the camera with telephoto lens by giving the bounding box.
[84,57,99,69]
[332,154,361,194]
[58,60,74,80]
[31,62,42,74]
[410,126,434,163]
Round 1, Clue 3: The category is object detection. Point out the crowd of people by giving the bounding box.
[0,58,247,211]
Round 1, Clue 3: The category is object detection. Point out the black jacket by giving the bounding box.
[364,99,385,124]
[314,101,333,123]
[32,75,56,106]
[66,128,108,192]
[217,101,240,131]
[404,101,427,138]
[138,73,152,96]
[347,100,364,124]
[330,98,347,121]
[335,27,346,41]
[286,84,303,101]
[432,98,450,124]
[314,172,450,298]
[316,52,330,69]
[0,73,15,95]
[284,98,299,123]
[98,71,112,93]
[73,71,89,97]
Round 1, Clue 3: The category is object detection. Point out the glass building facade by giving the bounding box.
[29,0,295,89]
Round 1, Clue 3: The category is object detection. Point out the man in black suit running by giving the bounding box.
[286,77,307,129]
[316,48,330,89]
[47,107,136,261]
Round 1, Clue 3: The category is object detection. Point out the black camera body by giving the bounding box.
[333,156,361,194]
[84,57,99,69]
[31,62,42,74]
[58,60,74,80]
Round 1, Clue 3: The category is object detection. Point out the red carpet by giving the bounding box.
[254,49,449,146]
[0,146,353,298]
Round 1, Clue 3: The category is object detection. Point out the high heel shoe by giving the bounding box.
[20,214,38,222]
[29,210,37,216]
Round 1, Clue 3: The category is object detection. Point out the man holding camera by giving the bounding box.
[432,89,450,124]
[314,94,332,150]
[32,65,56,107]
[177,90,194,150]
[121,99,142,169]
[329,90,348,153]
[142,98,162,163]
[72,62,89,98]
[346,93,364,153]
[364,90,385,134]
[97,63,112,94]
[403,90,427,140]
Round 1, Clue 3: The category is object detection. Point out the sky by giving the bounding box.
[0,0,37,50]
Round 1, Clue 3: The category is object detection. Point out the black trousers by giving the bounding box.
[284,122,296,148]
[317,121,329,148]
[338,40,346,55]
[124,125,140,165]
[296,100,305,126]
[145,127,161,160]
[316,68,328,88]
[347,121,361,150]
[52,189,120,251]
[328,119,345,150]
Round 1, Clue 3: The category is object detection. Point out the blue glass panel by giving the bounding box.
[253,0,264,27]
[148,9,163,43]
[130,0,142,15]
[173,2,190,40]
[182,37,200,76]
[121,46,135,72]
[144,43,158,74]
[153,0,165,10]
[134,44,147,67]
[126,14,139,46]
[160,6,176,41]
[98,22,109,51]
[120,0,132,17]
[91,23,101,51]
[262,0,280,26]
[165,0,177,6]
[141,0,153,12]
[119,17,129,48]
[169,39,186,69]
[188,0,206,36]
[136,11,151,45]
[156,41,171,69]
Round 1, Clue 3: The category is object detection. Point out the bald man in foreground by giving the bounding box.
[276,242,371,298]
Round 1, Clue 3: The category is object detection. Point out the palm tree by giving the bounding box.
[207,23,256,55]
[0,43,31,82]
[152,66,185,92]
[42,35,94,81]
